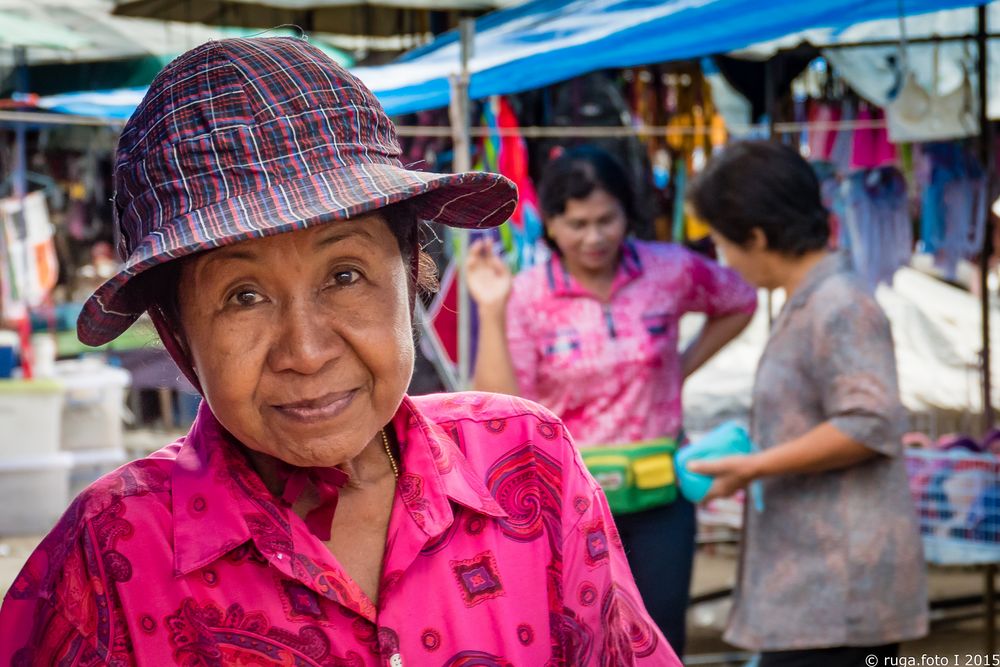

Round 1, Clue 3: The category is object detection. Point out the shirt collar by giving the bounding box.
[783,251,851,313]
[171,402,259,576]
[546,240,643,298]
[171,395,507,576]
[391,395,508,538]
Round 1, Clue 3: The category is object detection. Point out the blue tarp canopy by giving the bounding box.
[20,0,994,120]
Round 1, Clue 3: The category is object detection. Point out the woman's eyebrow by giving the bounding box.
[316,225,376,249]
[200,247,258,270]
[199,225,379,272]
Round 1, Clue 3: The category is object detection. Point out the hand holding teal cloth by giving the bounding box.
[675,422,765,511]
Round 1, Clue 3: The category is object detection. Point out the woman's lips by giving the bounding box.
[271,389,357,423]
[583,249,611,262]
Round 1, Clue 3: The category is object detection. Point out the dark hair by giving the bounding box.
[142,201,438,336]
[537,145,638,251]
[687,140,830,256]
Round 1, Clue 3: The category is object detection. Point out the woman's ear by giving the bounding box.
[747,227,768,253]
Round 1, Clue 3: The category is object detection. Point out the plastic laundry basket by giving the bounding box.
[906,448,1000,565]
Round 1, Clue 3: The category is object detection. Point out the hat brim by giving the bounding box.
[78,163,517,347]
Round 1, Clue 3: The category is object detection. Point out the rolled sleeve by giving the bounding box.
[681,250,758,317]
[815,299,904,457]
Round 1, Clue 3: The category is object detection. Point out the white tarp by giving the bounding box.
[734,4,1000,120]
[682,266,1000,433]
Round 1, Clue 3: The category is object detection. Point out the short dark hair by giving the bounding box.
[537,145,638,250]
[142,201,437,336]
[688,140,830,256]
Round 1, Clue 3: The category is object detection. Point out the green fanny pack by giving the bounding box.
[579,438,679,515]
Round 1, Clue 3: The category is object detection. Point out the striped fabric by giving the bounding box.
[78,36,517,347]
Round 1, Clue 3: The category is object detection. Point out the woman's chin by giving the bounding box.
[254,434,360,469]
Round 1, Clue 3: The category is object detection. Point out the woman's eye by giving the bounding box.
[332,269,361,286]
[228,289,264,307]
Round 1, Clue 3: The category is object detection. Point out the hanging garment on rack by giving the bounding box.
[918,143,986,279]
[483,97,543,270]
[886,49,978,143]
[807,101,841,162]
[850,106,897,172]
[837,166,913,291]
[0,191,59,315]
[812,160,842,248]
[829,100,856,175]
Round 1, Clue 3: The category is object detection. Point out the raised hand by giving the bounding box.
[464,238,513,316]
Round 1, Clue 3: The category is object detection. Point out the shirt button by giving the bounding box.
[389,654,403,667]
[275,552,284,560]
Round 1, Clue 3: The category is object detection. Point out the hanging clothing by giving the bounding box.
[837,166,913,291]
[807,101,841,162]
[918,142,986,279]
[505,240,757,447]
[1,395,680,666]
[726,252,928,652]
[849,106,896,172]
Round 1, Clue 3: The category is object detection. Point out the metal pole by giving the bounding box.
[451,18,475,390]
[978,4,994,432]
[13,47,27,201]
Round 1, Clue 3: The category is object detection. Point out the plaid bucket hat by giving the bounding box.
[78,36,517,347]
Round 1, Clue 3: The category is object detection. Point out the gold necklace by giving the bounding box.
[381,428,400,479]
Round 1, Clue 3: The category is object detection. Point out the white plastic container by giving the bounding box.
[56,360,131,451]
[68,448,129,499]
[0,453,71,535]
[30,333,58,379]
[0,378,64,461]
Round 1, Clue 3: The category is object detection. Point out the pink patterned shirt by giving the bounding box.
[506,241,757,446]
[1,393,680,666]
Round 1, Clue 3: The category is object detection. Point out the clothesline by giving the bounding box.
[0,110,124,128]
[0,109,956,140]
[395,117,893,138]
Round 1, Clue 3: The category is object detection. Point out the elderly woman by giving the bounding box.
[0,38,679,666]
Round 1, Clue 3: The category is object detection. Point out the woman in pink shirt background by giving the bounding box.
[468,145,757,654]
[0,39,681,666]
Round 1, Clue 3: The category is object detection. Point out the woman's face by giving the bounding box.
[177,215,414,468]
[546,187,628,275]
[710,228,776,289]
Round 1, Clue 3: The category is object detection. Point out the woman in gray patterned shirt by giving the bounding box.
[685,141,928,667]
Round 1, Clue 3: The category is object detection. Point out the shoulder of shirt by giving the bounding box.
[511,260,552,297]
[66,441,180,525]
[805,273,891,342]
[632,239,691,268]
[8,441,181,602]
[409,391,578,464]
[411,390,562,428]
[409,392,601,497]
[811,270,883,318]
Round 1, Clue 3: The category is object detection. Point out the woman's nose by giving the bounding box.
[267,300,342,375]
[583,225,603,245]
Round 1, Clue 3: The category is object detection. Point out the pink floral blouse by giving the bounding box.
[506,241,757,446]
[1,392,680,666]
